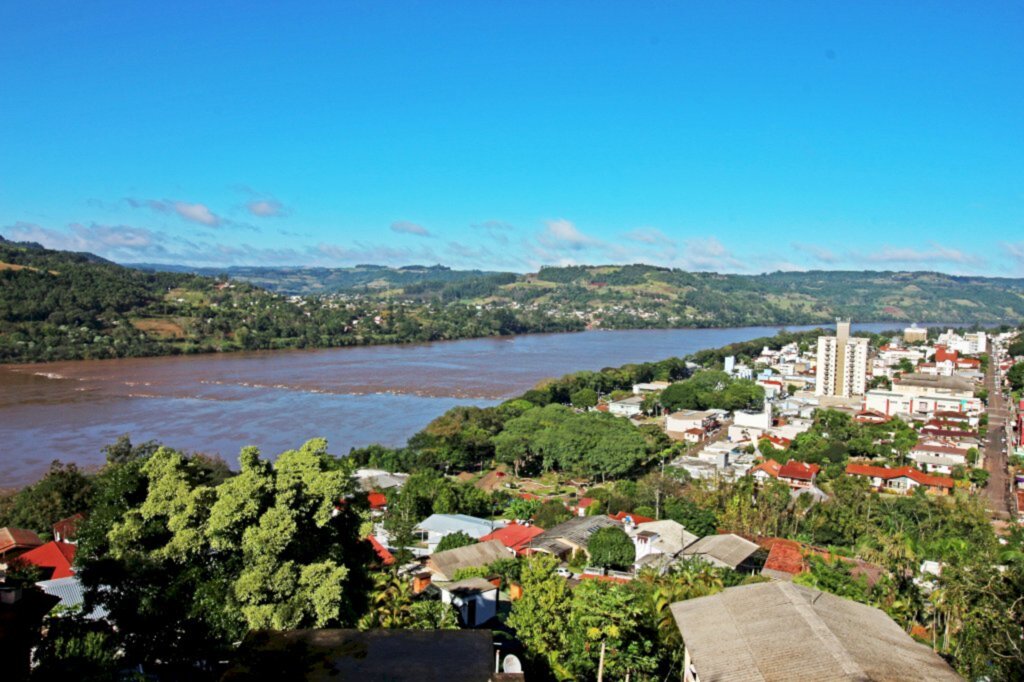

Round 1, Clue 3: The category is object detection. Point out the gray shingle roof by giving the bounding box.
[428,540,510,581]
[680,533,759,569]
[671,582,961,681]
[532,515,619,548]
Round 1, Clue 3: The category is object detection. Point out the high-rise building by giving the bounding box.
[815,320,869,397]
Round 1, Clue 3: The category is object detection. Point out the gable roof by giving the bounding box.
[14,541,77,580]
[416,514,503,539]
[480,523,543,555]
[367,536,395,566]
[51,513,85,542]
[681,533,759,569]
[0,527,43,555]
[532,515,619,549]
[778,461,820,481]
[671,582,961,681]
[751,459,782,478]
[428,540,510,581]
[635,520,698,555]
[845,464,954,489]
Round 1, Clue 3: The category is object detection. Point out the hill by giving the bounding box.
[135,261,1024,327]
[3,242,1023,363]
[128,262,504,295]
[0,241,577,363]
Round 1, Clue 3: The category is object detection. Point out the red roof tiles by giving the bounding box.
[779,461,820,481]
[51,513,85,542]
[608,511,655,525]
[845,464,954,489]
[367,535,395,566]
[367,492,388,510]
[751,459,782,479]
[14,541,77,579]
[0,527,44,556]
[480,523,544,555]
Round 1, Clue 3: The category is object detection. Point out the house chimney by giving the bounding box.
[412,572,432,594]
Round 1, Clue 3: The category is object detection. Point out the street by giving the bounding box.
[982,352,1012,520]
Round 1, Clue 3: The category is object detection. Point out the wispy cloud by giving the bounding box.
[471,220,515,245]
[624,227,675,246]
[125,198,222,227]
[538,218,600,250]
[247,199,287,218]
[390,220,431,237]
[863,243,983,266]
[792,242,839,264]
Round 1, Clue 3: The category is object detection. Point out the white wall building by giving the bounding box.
[815,320,869,398]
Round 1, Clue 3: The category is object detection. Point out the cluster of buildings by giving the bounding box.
[600,321,1007,499]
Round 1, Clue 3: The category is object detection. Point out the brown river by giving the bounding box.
[0,324,922,486]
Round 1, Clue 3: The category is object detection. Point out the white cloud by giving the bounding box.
[390,221,431,237]
[538,218,599,250]
[247,199,287,218]
[471,220,515,245]
[126,198,222,227]
[864,243,982,266]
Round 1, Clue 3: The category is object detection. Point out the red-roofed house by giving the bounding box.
[367,535,395,566]
[934,345,958,363]
[480,522,544,556]
[758,537,883,585]
[778,461,820,489]
[750,459,782,483]
[572,497,596,517]
[845,463,954,495]
[854,409,889,425]
[13,541,77,580]
[682,428,705,444]
[0,527,44,560]
[52,513,85,543]
[367,492,388,512]
[608,510,655,526]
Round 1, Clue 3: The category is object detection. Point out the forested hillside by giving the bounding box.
[141,260,1024,326]
[4,239,1023,363]
[0,239,579,363]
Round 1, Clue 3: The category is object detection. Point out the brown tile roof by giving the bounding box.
[0,527,44,555]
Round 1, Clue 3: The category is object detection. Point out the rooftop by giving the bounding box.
[681,533,760,569]
[428,540,510,581]
[671,582,960,681]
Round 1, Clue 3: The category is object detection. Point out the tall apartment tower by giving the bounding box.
[815,320,869,397]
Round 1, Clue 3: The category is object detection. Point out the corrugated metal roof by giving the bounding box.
[671,582,961,681]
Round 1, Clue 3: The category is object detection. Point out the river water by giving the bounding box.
[0,323,938,486]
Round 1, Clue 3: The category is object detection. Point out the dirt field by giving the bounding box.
[132,318,187,338]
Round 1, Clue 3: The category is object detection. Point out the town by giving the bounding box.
[2,321,1022,680]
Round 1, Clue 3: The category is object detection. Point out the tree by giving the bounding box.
[435,531,477,553]
[570,387,598,409]
[565,580,659,680]
[507,554,572,678]
[506,497,541,521]
[534,500,572,529]
[587,526,635,569]
[0,460,93,533]
[78,440,372,673]
[1007,362,1024,391]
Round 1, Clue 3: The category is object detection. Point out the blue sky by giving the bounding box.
[1,1,1022,274]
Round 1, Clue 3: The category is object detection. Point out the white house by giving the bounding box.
[632,381,670,395]
[608,395,645,417]
[416,514,504,553]
[440,577,499,627]
[630,520,698,571]
[666,410,717,434]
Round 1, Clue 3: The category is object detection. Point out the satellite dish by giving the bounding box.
[502,655,523,674]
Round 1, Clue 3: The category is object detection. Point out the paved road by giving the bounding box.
[982,353,1012,519]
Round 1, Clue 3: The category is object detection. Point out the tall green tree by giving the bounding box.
[508,554,572,679]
